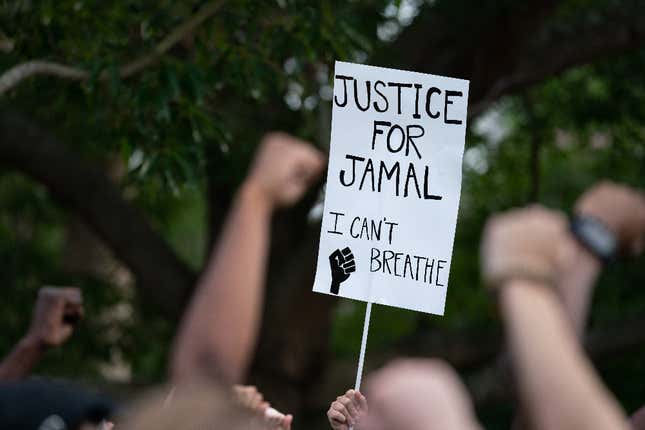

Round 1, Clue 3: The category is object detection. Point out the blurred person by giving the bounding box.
[566,182,645,428]
[169,132,323,429]
[171,132,325,385]
[557,181,645,336]
[117,383,261,430]
[362,359,481,430]
[481,205,631,430]
[119,382,292,430]
[558,182,645,429]
[507,181,645,429]
[0,287,117,429]
[0,379,115,430]
[0,286,83,381]
[326,360,481,430]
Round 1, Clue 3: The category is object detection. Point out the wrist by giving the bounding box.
[500,277,557,309]
[485,258,558,292]
[239,180,274,214]
[556,233,602,334]
[19,334,49,354]
[560,232,602,279]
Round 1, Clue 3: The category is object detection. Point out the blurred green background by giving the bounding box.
[1,0,645,428]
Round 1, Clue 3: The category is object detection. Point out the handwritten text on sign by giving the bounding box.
[313,61,469,315]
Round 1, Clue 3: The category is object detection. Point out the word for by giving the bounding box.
[334,75,464,125]
[370,247,447,287]
[371,121,424,160]
[327,212,399,245]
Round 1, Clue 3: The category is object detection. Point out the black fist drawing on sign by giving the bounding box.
[329,247,356,294]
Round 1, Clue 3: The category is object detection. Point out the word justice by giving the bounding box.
[334,74,465,125]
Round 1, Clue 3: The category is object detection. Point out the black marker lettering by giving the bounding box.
[387,82,413,114]
[334,75,353,107]
[425,87,441,119]
[383,250,394,274]
[327,211,345,235]
[372,121,391,150]
[404,163,421,198]
[384,220,398,245]
[413,84,422,119]
[378,161,400,196]
[405,125,424,159]
[436,260,447,286]
[359,158,375,191]
[423,165,443,200]
[339,154,365,186]
[373,80,389,112]
[353,79,371,111]
[386,124,405,153]
[370,248,382,272]
[444,90,463,125]
[350,216,361,238]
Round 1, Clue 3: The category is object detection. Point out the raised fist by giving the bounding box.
[329,247,356,294]
[481,206,567,289]
[26,287,83,348]
[575,181,645,255]
[245,132,325,209]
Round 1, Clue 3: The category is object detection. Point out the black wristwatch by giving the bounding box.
[570,215,618,263]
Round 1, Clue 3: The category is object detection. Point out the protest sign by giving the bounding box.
[313,61,470,316]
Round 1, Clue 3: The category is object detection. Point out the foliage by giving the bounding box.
[1,0,645,428]
[0,0,392,383]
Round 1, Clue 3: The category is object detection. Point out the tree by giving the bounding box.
[1,0,645,427]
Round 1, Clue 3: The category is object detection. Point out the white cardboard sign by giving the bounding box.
[312,61,469,315]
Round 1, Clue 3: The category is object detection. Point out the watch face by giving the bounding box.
[576,217,617,259]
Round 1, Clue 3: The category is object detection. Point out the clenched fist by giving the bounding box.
[245,132,325,209]
[26,287,83,348]
[575,181,645,256]
[481,206,568,289]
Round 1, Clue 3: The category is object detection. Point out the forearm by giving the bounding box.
[501,280,628,430]
[0,336,45,381]
[557,236,602,336]
[172,181,272,384]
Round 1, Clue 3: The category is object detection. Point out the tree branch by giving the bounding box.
[469,11,645,117]
[0,0,226,96]
[0,110,196,319]
[389,1,645,118]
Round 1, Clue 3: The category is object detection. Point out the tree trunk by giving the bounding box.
[0,110,196,319]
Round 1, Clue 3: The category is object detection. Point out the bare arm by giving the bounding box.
[172,184,271,383]
[171,133,324,384]
[0,337,46,380]
[556,235,601,336]
[0,287,83,381]
[501,279,628,430]
[482,206,629,430]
